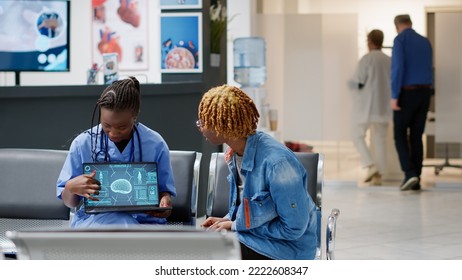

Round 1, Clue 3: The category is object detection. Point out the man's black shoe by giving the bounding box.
[400,176,419,191]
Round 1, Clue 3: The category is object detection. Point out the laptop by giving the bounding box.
[82,162,172,213]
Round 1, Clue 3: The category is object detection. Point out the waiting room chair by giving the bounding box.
[206,151,340,260]
[6,227,241,260]
[167,150,202,226]
[0,148,70,257]
[294,152,341,260]
[206,152,230,218]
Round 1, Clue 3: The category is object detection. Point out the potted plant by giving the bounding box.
[209,1,227,66]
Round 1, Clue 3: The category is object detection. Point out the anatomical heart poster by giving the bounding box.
[92,0,148,70]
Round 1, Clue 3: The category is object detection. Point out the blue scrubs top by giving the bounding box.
[56,123,176,228]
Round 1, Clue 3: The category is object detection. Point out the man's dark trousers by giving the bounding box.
[393,88,432,180]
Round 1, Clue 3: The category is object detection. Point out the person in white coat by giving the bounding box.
[352,29,392,185]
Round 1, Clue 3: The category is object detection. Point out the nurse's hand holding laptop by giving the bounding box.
[65,170,101,201]
[145,192,172,218]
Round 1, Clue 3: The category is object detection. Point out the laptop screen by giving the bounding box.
[82,162,161,213]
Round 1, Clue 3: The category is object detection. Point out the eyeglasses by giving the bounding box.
[196,120,205,130]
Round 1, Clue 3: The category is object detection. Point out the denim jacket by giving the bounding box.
[225,131,318,260]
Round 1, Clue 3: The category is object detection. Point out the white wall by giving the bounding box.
[291,0,462,56]
[253,14,285,131]
[0,0,161,86]
[434,12,462,143]
[321,14,357,141]
[255,13,357,141]
[226,0,254,87]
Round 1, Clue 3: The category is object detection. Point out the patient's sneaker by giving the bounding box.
[370,174,382,186]
[400,176,419,191]
[364,165,379,183]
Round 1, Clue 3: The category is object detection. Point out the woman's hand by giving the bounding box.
[61,170,101,208]
[145,192,172,218]
[65,170,101,201]
[201,217,232,231]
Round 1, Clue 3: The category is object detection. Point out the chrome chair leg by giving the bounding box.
[326,208,340,260]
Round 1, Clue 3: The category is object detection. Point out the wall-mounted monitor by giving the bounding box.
[0,0,70,72]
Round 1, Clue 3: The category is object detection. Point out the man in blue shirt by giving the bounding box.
[390,14,433,191]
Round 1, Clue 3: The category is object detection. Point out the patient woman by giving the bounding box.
[56,77,175,228]
[198,85,318,260]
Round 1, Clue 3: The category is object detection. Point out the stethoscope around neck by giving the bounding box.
[91,123,143,163]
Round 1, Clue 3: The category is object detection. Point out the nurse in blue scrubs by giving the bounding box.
[56,76,175,228]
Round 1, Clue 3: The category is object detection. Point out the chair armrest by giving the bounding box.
[326,208,340,260]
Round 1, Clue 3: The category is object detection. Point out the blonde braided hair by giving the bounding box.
[198,85,259,139]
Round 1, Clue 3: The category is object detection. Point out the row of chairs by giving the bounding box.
[0,148,338,259]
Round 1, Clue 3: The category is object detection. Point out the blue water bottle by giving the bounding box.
[233,37,267,87]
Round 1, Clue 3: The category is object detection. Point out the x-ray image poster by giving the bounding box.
[160,13,202,73]
[160,0,202,10]
[92,0,148,71]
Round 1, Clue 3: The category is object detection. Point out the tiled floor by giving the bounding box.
[316,141,462,260]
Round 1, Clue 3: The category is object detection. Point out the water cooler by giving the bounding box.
[233,37,268,130]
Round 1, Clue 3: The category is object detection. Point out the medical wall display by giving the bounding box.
[0,0,70,72]
[160,0,202,10]
[92,0,149,71]
[160,13,202,73]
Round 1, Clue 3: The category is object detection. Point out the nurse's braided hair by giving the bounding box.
[198,85,259,139]
[89,77,141,161]
[96,76,141,114]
